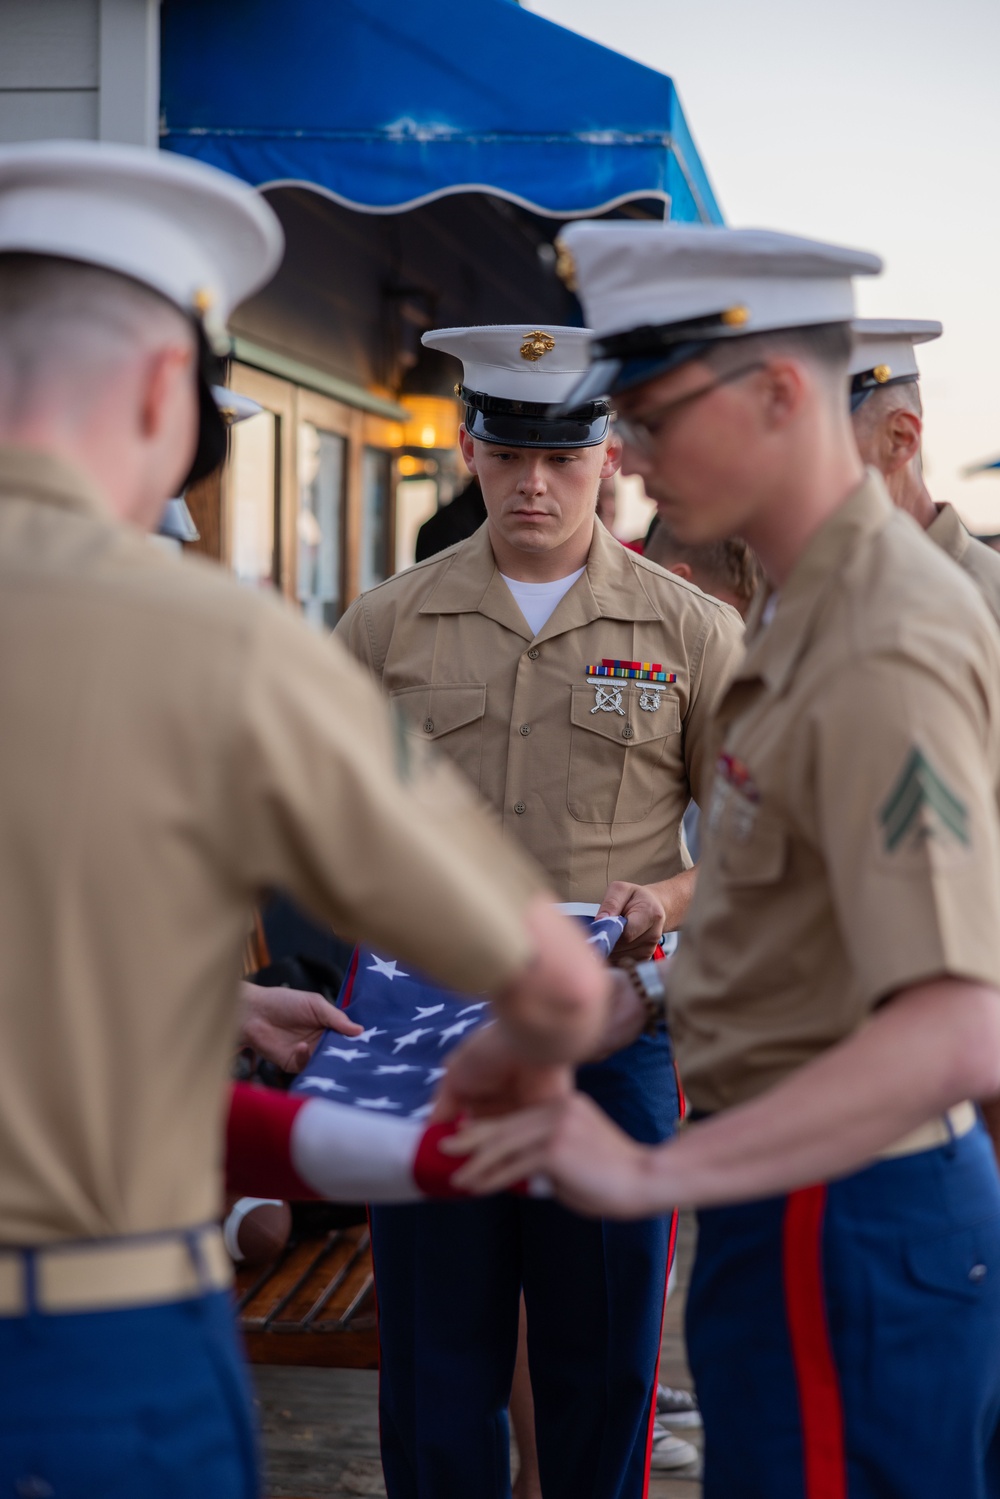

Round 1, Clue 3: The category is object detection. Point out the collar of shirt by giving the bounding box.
[733,467,893,696]
[419,517,661,644]
[0,445,111,521]
[926,501,969,567]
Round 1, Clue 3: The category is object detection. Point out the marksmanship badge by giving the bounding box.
[585,660,677,717]
[588,680,625,715]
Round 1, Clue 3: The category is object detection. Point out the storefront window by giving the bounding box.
[360,447,391,593]
[229,409,277,589]
[298,422,345,629]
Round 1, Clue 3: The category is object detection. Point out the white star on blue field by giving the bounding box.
[292,917,626,1119]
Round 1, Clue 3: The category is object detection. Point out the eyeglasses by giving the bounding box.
[613,362,767,457]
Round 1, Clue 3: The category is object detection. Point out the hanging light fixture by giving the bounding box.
[399,394,461,452]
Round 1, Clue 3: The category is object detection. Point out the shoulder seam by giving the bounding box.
[360,592,386,677]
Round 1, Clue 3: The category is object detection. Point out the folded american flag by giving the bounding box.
[225,912,626,1206]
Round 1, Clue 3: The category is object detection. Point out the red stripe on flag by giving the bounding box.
[782,1185,847,1499]
[225,1082,320,1201]
[413,1121,534,1199]
[413,1121,476,1198]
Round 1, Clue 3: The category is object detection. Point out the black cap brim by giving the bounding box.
[466,407,610,449]
[849,371,919,416]
[179,329,228,489]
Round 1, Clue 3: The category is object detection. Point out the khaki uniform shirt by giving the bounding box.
[336,520,743,899]
[670,472,1000,1113]
[927,501,1000,629]
[0,449,540,1244]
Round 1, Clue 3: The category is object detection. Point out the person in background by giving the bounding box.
[596,471,618,533]
[849,318,1000,625]
[415,474,487,560]
[644,519,762,619]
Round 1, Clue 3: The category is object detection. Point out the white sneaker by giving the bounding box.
[655,1383,702,1429]
[649,1421,698,1471]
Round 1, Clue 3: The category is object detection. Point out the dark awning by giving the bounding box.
[160,0,722,224]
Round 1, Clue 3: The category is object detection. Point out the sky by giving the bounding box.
[529,0,1000,530]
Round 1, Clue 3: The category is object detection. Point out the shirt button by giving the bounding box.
[423,718,434,733]
[514,801,526,815]
[970,1263,988,1283]
[622,724,634,740]
[527,648,540,660]
[519,723,531,737]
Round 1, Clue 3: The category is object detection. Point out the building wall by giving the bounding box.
[232,187,577,396]
[0,0,159,148]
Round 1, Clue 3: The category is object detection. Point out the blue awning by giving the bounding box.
[160,0,722,224]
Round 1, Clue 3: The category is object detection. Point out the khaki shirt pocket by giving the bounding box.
[389,683,488,792]
[567,683,681,824]
[718,810,788,886]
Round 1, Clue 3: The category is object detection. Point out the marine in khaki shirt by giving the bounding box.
[849,316,1000,627]
[0,446,546,1245]
[0,146,620,1499]
[669,472,1000,1111]
[337,516,742,901]
[336,323,741,1499]
[449,227,1000,1498]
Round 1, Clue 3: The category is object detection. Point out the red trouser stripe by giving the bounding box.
[641,1055,686,1497]
[782,1185,847,1499]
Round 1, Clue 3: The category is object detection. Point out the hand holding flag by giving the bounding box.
[225,912,632,1205]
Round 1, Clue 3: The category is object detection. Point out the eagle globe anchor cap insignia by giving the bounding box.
[520,330,556,362]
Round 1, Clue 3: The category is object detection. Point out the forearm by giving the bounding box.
[644,867,698,930]
[237,980,262,1047]
[647,978,1000,1209]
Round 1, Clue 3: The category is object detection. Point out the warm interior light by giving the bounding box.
[400,396,461,451]
[398,453,439,478]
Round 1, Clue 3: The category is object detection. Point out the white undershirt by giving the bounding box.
[500,567,586,637]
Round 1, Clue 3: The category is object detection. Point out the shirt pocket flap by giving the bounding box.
[389,683,487,741]
[570,684,680,746]
[905,1218,1000,1303]
[719,816,788,885]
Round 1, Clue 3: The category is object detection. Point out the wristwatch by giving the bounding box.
[622,958,670,1036]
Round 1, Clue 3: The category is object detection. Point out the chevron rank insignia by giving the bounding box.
[879,748,970,853]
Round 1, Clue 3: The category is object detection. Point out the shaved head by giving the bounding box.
[0,254,194,424]
[0,253,200,527]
